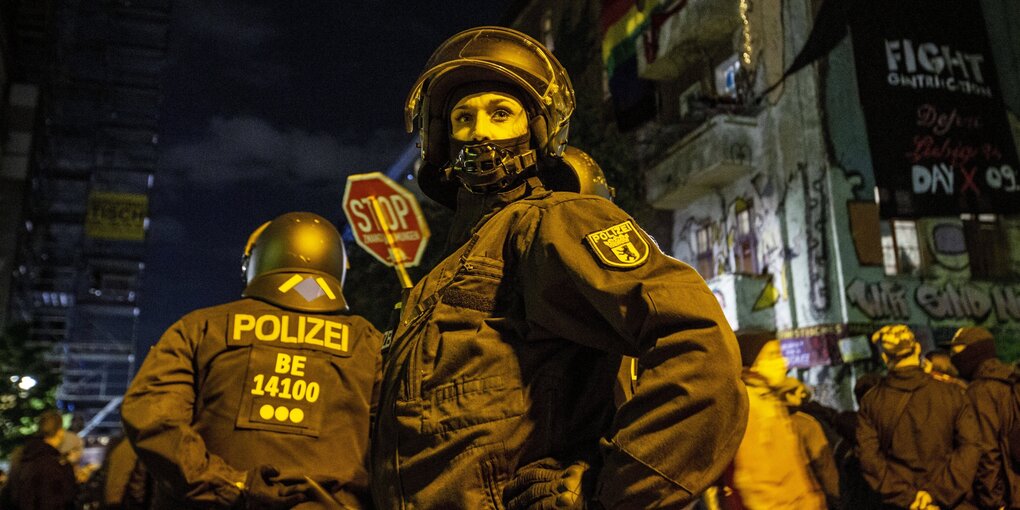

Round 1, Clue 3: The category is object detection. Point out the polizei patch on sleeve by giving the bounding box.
[584,220,649,269]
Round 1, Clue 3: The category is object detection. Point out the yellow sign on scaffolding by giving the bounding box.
[85,192,148,241]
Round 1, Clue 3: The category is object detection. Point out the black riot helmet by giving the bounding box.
[406,26,576,208]
[241,212,348,313]
[550,146,616,201]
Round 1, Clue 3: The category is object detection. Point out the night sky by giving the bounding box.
[138,1,511,350]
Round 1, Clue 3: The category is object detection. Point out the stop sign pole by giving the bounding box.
[342,172,430,290]
[367,195,413,288]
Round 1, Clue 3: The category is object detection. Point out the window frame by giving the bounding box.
[881,218,925,276]
[961,213,1009,279]
[695,224,715,278]
[732,201,758,275]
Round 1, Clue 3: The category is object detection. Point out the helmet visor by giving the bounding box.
[405,27,574,133]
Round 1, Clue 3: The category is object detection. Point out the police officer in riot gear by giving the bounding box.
[372,27,748,510]
[123,212,382,509]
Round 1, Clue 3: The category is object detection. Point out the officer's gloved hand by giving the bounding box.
[243,464,310,510]
[503,459,597,510]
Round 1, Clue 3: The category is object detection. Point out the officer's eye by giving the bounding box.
[454,113,473,124]
[491,109,511,121]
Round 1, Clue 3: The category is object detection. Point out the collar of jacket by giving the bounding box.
[884,366,928,391]
[19,436,64,463]
[974,357,1016,382]
[445,177,544,250]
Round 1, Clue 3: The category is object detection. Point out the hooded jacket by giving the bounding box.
[790,410,840,505]
[967,358,1020,509]
[2,436,77,510]
[857,366,982,509]
[730,377,826,510]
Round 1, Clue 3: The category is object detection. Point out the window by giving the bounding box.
[881,219,924,275]
[678,82,701,119]
[962,213,1008,278]
[733,201,757,274]
[696,225,714,278]
[714,55,741,98]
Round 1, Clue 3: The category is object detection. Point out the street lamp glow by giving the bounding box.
[18,376,37,390]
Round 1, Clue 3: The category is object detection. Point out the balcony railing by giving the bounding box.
[638,0,740,81]
[646,112,759,209]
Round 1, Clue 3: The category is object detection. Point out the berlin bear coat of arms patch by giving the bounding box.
[584,220,649,269]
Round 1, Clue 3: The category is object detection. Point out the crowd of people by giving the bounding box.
[3,325,1017,510]
[0,413,150,510]
[2,24,1020,510]
[706,324,1020,510]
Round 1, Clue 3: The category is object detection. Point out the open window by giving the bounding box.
[733,200,757,274]
[696,224,714,278]
[961,213,1008,279]
[881,219,924,276]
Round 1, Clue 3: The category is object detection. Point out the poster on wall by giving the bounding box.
[778,324,847,368]
[85,191,148,241]
[850,0,1020,217]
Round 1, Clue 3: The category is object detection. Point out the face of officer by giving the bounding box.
[751,340,788,389]
[450,92,529,142]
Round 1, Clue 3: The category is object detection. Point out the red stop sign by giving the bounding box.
[342,172,430,267]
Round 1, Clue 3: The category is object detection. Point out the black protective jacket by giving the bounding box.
[371,186,748,509]
[122,298,382,509]
[857,367,982,509]
[2,437,77,510]
[968,358,1020,509]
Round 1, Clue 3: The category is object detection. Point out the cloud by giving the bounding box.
[169,1,291,89]
[174,1,276,48]
[163,116,409,185]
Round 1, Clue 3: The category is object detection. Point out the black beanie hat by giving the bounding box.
[951,338,997,380]
[738,330,776,367]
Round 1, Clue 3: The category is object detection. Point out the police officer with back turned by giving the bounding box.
[123,212,382,509]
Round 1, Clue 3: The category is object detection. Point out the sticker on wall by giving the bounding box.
[752,277,781,311]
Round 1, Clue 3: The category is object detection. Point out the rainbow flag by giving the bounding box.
[601,0,662,130]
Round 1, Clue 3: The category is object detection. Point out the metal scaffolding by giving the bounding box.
[5,0,169,436]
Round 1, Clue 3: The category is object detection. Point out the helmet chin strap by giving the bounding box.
[447,134,537,194]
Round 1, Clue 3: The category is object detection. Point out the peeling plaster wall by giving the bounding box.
[646,0,1020,414]
[668,0,839,333]
[656,0,1020,408]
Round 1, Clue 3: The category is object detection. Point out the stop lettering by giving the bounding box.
[342,172,430,267]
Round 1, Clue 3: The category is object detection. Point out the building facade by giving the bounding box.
[507,0,1020,407]
[3,0,169,435]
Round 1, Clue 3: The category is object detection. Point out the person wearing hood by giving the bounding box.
[945,326,1020,510]
[857,324,982,510]
[0,409,77,510]
[723,332,826,510]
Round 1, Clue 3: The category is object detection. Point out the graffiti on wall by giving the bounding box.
[916,282,1020,322]
[753,276,782,311]
[846,278,911,320]
[847,277,1020,324]
[803,164,831,318]
[674,161,830,330]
